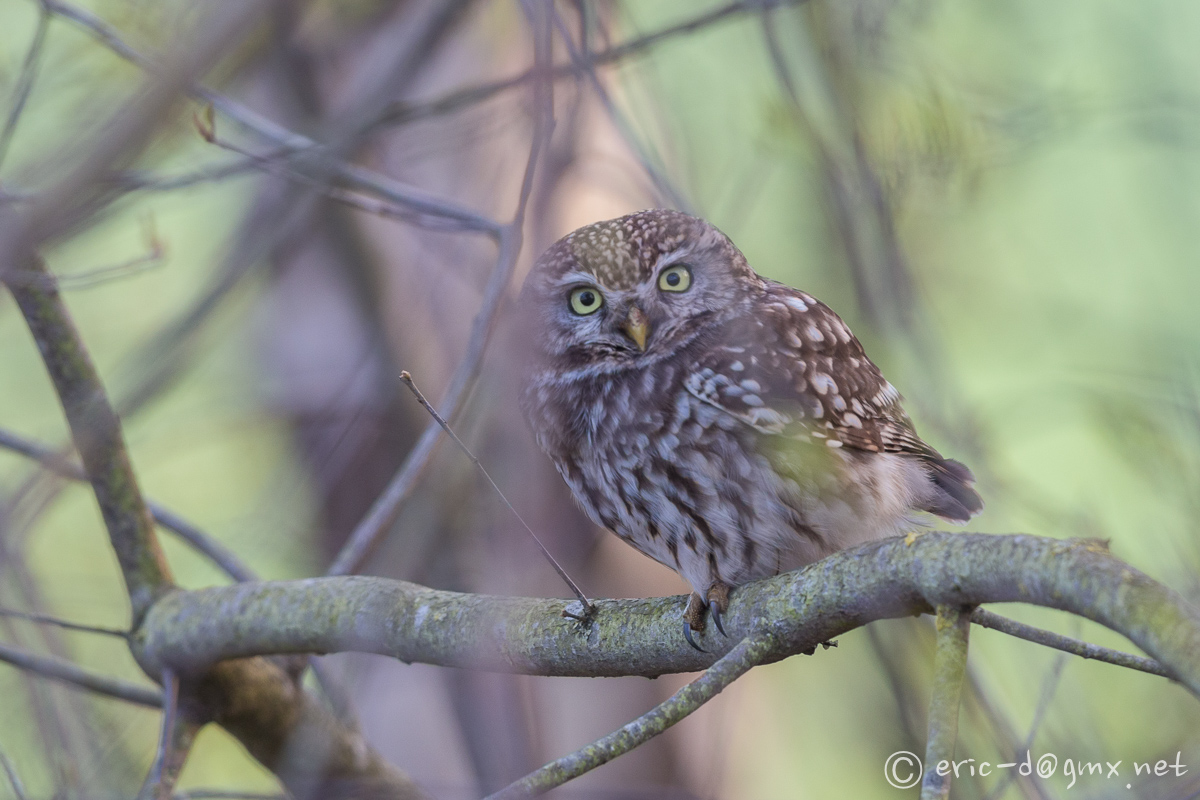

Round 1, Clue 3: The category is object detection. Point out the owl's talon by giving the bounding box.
[683,592,708,650]
[705,582,732,637]
[708,600,727,637]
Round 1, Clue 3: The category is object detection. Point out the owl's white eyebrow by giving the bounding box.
[653,246,694,272]
[555,270,608,290]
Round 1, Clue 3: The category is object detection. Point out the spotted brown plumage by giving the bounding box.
[519,209,981,643]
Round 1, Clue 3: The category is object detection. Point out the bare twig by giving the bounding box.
[0,607,127,638]
[971,607,1173,679]
[980,652,1065,800]
[0,5,424,798]
[0,426,353,722]
[549,7,690,212]
[144,669,179,795]
[759,5,917,335]
[922,605,972,800]
[1,217,166,291]
[399,372,592,613]
[3,259,424,797]
[0,1,275,271]
[173,793,285,800]
[111,157,264,193]
[0,1,51,171]
[0,427,256,583]
[964,665,1052,800]
[0,748,29,800]
[485,633,775,799]
[143,505,256,584]
[199,130,484,233]
[137,670,198,800]
[368,0,808,132]
[41,0,502,237]
[0,640,163,707]
[326,0,556,577]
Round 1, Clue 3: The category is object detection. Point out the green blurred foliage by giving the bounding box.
[622,1,1200,797]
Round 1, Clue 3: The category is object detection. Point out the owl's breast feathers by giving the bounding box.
[682,282,983,523]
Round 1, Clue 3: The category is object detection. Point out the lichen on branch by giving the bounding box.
[137,533,1200,698]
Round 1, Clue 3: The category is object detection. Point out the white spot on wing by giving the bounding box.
[811,373,836,395]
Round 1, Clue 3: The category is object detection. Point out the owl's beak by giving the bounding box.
[623,305,650,351]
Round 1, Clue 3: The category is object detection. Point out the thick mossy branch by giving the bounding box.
[139,533,1200,696]
[3,259,427,800]
[192,658,422,799]
[3,257,172,622]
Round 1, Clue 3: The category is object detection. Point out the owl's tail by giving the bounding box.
[921,457,983,524]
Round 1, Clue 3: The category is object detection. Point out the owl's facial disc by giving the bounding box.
[523,210,762,370]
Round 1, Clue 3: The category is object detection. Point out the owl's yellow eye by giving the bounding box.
[569,286,604,315]
[658,265,692,293]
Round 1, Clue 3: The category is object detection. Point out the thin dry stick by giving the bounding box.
[971,607,1172,679]
[964,665,1052,800]
[922,605,972,800]
[4,260,408,796]
[485,633,774,800]
[0,427,256,583]
[138,670,197,800]
[327,0,556,578]
[142,669,179,798]
[1,228,165,293]
[368,0,808,132]
[549,8,690,212]
[197,127,480,233]
[0,607,127,638]
[174,793,286,800]
[41,0,502,237]
[981,652,1066,800]
[108,156,264,194]
[0,748,28,800]
[399,371,592,614]
[0,431,355,721]
[0,640,162,707]
[0,1,51,171]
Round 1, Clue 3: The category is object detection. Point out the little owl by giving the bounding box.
[519,210,981,647]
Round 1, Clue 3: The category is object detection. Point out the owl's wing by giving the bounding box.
[684,283,982,521]
[685,284,921,453]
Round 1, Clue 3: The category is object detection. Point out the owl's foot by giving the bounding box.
[706,582,730,637]
[682,583,733,651]
[683,593,707,651]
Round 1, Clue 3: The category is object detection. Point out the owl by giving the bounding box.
[519,210,981,647]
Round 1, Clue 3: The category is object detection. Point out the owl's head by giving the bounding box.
[522,210,758,369]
